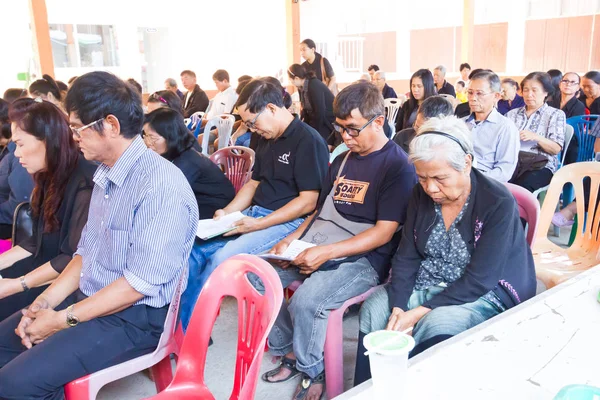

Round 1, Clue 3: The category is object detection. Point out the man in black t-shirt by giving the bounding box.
[258,82,417,399]
[179,79,329,331]
[300,38,337,94]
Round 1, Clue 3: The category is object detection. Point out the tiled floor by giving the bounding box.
[97,225,572,400]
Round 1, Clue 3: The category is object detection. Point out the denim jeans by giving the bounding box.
[359,284,505,346]
[250,257,379,379]
[179,205,304,331]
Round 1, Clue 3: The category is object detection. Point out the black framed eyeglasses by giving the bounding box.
[332,114,381,138]
[244,109,265,130]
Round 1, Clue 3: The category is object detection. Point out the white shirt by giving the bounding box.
[206,86,238,119]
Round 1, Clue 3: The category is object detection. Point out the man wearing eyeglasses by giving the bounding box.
[0,72,199,400]
[178,79,329,331]
[255,82,416,399]
[463,70,520,183]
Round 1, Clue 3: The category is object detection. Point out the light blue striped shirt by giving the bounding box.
[76,136,199,308]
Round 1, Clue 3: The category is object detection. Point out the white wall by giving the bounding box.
[0,2,35,93]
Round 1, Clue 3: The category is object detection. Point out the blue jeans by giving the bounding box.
[235,131,251,147]
[179,205,304,331]
[250,257,379,379]
[359,285,505,347]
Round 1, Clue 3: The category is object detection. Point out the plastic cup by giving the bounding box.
[363,330,415,399]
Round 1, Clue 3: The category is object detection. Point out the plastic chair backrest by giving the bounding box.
[209,146,255,193]
[560,124,574,166]
[12,202,33,247]
[505,183,540,247]
[170,255,283,399]
[566,115,599,162]
[536,162,600,250]
[201,114,236,155]
[330,143,349,163]
[384,98,402,129]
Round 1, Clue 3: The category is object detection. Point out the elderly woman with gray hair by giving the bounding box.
[353,115,537,385]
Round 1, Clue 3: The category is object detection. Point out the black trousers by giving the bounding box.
[0,291,167,400]
[0,224,12,240]
[509,168,553,193]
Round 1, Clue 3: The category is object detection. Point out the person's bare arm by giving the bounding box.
[225,190,319,236]
[0,246,31,271]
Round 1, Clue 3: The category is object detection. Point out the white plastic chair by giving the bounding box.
[384,98,402,138]
[201,114,236,155]
[64,271,187,399]
[189,111,205,133]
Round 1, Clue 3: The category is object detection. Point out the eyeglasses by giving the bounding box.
[560,79,579,86]
[467,90,494,99]
[70,118,104,138]
[333,115,381,138]
[244,109,265,130]
[142,130,161,145]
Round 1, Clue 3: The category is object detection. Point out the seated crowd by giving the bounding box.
[0,37,597,400]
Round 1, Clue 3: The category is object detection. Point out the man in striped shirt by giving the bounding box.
[0,71,199,400]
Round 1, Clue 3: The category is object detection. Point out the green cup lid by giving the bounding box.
[364,330,415,354]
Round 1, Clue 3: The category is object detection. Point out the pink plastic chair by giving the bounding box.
[64,271,187,399]
[505,183,540,247]
[144,255,283,400]
[210,146,255,193]
[0,239,11,255]
[286,280,382,399]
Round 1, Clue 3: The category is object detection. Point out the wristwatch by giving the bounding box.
[66,305,80,327]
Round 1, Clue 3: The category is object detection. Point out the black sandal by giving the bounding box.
[261,356,301,383]
[293,371,326,400]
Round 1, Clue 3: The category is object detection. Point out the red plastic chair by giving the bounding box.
[210,146,255,193]
[505,183,540,247]
[64,271,187,399]
[285,280,382,399]
[144,255,283,400]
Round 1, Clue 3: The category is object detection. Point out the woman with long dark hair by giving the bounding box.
[288,63,335,141]
[397,69,436,131]
[0,98,96,321]
[143,108,235,218]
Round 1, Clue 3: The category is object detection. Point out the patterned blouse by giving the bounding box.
[505,103,566,173]
[415,196,505,310]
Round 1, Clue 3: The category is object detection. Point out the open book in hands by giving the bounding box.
[258,239,316,262]
[196,211,245,240]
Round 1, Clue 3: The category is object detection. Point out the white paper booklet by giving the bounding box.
[196,211,245,240]
[258,239,316,261]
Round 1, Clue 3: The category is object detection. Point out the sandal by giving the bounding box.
[293,371,326,400]
[261,356,301,383]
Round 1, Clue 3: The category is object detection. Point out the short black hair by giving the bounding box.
[367,65,380,72]
[261,76,292,109]
[468,68,487,80]
[147,90,183,114]
[521,71,554,94]
[0,98,10,140]
[127,78,143,94]
[501,78,519,89]
[56,81,68,92]
[144,108,195,161]
[3,88,27,103]
[300,38,316,49]
[180,70,196,78]
[235,79,284,113]
[65,71,144,139]
[418,95,454,120]
[333,81,384,120]
[212,69,230,82]
[460,63,471,71]
[547,69,563,95]
[238,75,253,83]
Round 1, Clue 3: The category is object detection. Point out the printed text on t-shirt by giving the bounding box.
[333,176,370,204]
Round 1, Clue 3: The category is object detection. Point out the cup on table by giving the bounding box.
[363,330,415,399]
